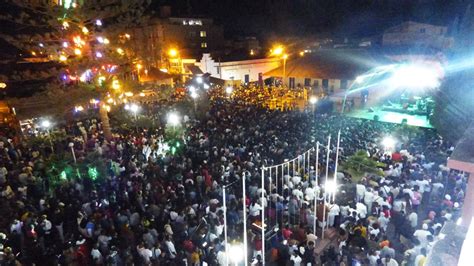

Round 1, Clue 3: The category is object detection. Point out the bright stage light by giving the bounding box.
[225,86,233,94]
[388,63,442,90]
[309,96,318,104]
[382,136,396,150]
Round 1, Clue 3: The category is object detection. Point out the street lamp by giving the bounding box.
[225,86,233,95]
[130,103,139,120]
[41,120,54,152]
[190,91,198,112]
[309,96,318,113]
[168,48,178,57]
[167,112,181,129]
[382,136,396,151]
[282,54,288,86]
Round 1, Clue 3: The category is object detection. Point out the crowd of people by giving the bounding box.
[0,88,467,265]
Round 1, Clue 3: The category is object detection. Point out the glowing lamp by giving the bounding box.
[130,104,139,113]
[272,46,284,56]
[74,48,82,55]
[229,244,244,264]
[225,86,233,94]
[325,180,337,194]
[95,51,103,58]
[168,49,178,57]
[196,77,203,84]
[59,55,67,62]
[116,48,124,55]
[82,26,89,34]
[41,120,51,128]
[190,91,198,99]
[167,112,181,127]
[103,38,110,44]
[203,83,210,89]
[95,19,102,26]
[382,136,396,150]
[111,80,120,90]
[309,96,318,104]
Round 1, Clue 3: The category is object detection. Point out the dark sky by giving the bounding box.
[153,0,470,39]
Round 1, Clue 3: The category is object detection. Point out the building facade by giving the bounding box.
[129,17,225,68]
[198,53,281,84]
[382,21,454,49]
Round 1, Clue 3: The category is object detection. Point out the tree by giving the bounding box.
[341,150,385,182]
[0,0,151,139]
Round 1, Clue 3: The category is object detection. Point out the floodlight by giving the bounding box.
[382,136,396,150]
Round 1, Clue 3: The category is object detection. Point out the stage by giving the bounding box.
[347,107,434,128]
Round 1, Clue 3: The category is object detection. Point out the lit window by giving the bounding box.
[200,31,207,37]
[201,42,207,48]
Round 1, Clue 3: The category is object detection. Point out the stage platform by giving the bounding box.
[347,107,434,128]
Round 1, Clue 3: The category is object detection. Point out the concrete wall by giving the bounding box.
[198,54,281,83]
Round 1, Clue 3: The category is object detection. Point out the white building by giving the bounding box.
[382,21,453,49]
[197,53,281,84]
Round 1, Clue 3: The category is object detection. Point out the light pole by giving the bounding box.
[226,86,233,99]
[282,54,288,87]
[41,120,54,152]
[309,96,318,112]
[242,172,248,266]
[69,142,76,163]
[223,185,228,266]
[190,91,198,113]
[167,112,181,131]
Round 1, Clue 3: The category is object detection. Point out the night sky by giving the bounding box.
[152,0,470,38]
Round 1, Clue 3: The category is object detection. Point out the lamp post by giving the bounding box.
[242,172,248,266]
[190,91,198,113]
[223,185,228,266]
[167,112,180,130]
[41,120,54,152]
[309,96,318,112]
[282,54,288,87]
[69,142,76,163]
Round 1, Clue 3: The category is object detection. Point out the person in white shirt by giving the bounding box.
[137,244,153,264]
[364,188,375,215]
[356,202,368,219]
[328,203,340,227]
[413,224,432,248]
[356,184,366,202]
[290,253,302,266]
[378,213,389,232]
[381,255,399,266]
[408,211,418,229]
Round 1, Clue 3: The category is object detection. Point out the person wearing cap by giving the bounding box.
[413,223,432,248]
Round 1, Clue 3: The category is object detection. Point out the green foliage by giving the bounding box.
[341,150,385,182]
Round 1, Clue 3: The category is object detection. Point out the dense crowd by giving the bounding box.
[0,92,466,266]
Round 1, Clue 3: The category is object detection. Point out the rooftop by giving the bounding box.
[264,49,379,80]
